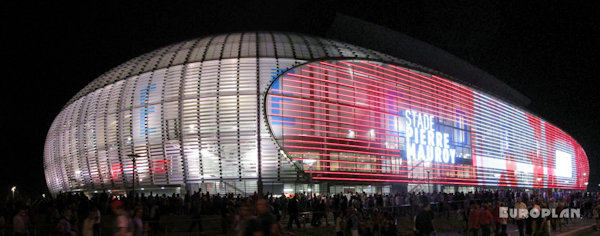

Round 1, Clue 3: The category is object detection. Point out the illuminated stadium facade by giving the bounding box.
[44,32,589,196]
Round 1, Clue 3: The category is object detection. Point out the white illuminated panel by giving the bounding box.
[44,32,404,195]
[555,150,572,178]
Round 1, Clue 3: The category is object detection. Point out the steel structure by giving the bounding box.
[44,32,589,195]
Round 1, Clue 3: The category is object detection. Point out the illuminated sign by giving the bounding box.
[404,110,456,164]
[265,59,589,190]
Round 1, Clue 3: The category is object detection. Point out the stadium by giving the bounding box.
[43,32,589,196]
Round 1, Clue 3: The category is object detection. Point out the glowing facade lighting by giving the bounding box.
[348,130,355,139]
[266,60,589,190]
[43,32,589,196]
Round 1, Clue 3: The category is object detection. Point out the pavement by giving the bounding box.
[164,214,600,236]
[555,219,600,236]
[23,209,599,235]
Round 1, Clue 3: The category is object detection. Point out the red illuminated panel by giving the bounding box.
[266,60,478,186]
[266,60,589,190]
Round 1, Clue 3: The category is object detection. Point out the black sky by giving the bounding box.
[2,1,598,196]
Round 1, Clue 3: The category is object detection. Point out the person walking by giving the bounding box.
[12,208,30,236]
[187,197,203,235]
[82,210,97,236]
[231,204,254,236]
[286,196,301,230]
[348,208,360,236]
[594,202,600,231]
[56,208,75,236]
[496,202,508,236]
[534,215,552,236]
[515,198,527,236]
[493,202,507,235]
[256,198,278,236]
[414,203,435,236]
[479,203,493,236]
[334,211,344,236]
[468,203,480,236]
[110,200,132,236]
[132,208,145,236]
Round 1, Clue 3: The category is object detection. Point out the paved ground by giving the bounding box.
[24,212,600,235]
[127,214,599,236]
[555,219,600,236]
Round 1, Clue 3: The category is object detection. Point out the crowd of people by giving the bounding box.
[0,188,599,235]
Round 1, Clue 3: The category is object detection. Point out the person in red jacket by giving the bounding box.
[492,202,501,235]
[494,202,507,235]
[479,203,494,236]
[469,203,480,236]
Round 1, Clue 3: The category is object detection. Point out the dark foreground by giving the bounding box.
[3,190,600,235]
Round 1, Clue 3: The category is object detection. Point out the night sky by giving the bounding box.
[2,1,598,196]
